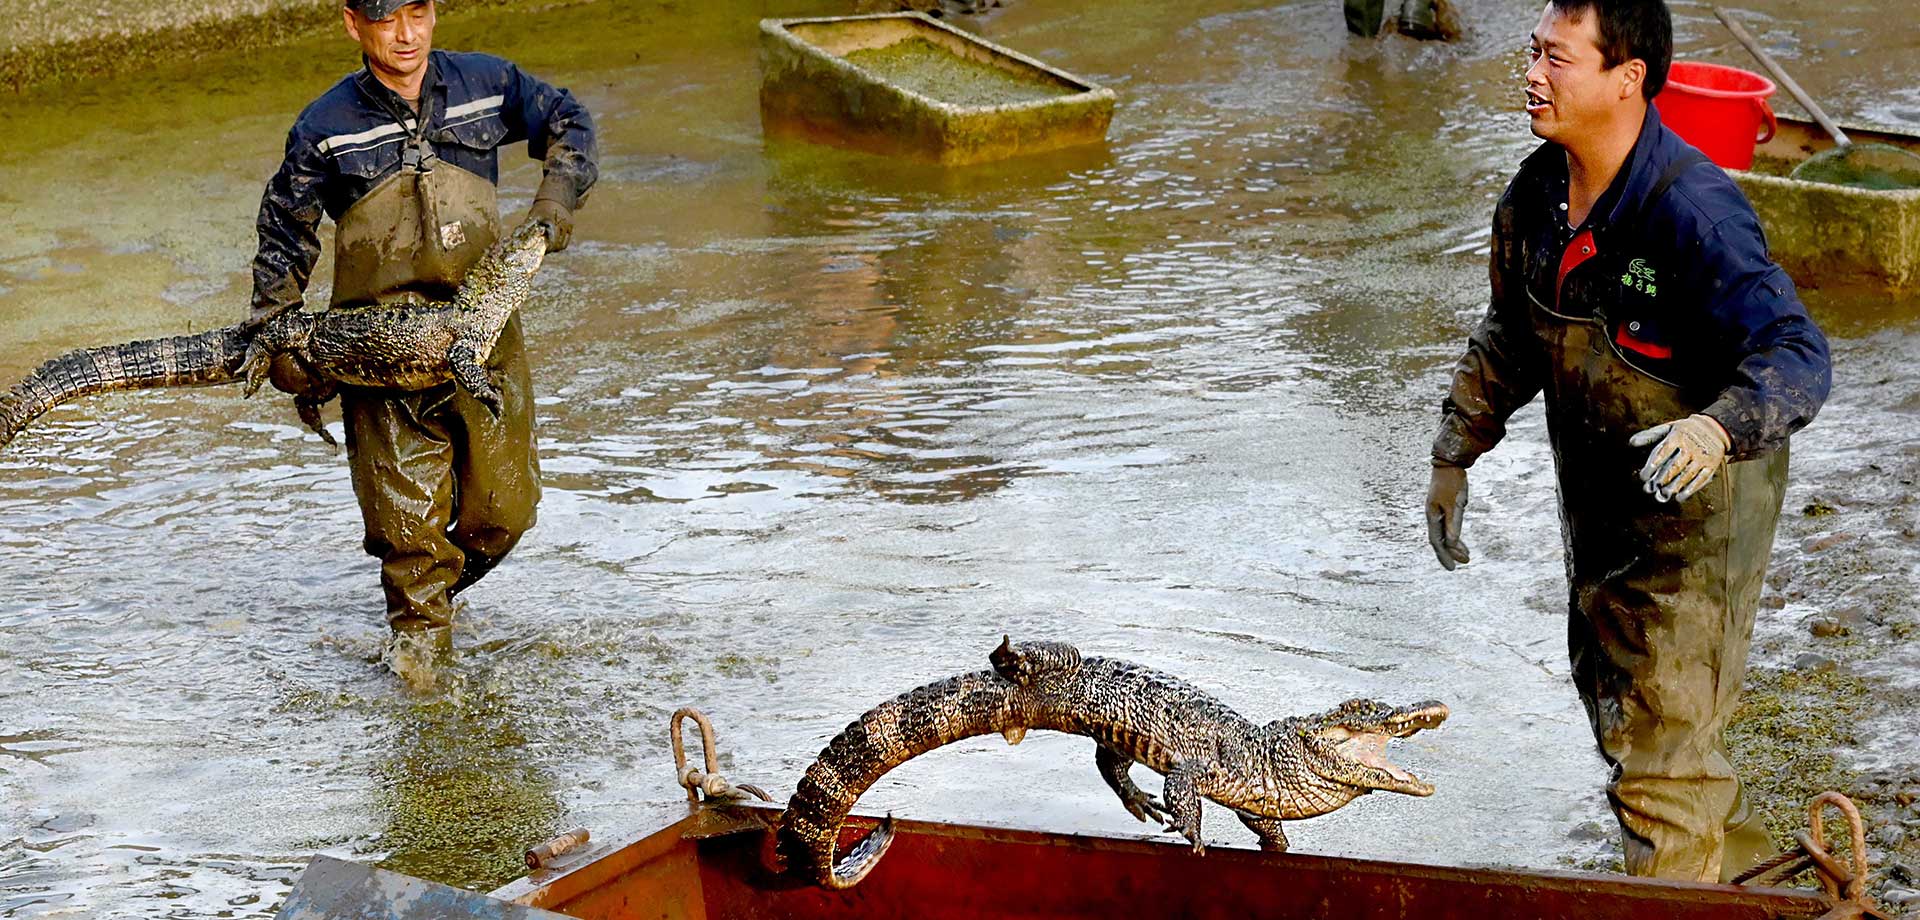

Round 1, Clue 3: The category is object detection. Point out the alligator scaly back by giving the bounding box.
[775,637,1448,890]
[0,325,251,451]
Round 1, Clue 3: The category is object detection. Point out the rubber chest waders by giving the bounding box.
[332,95,541,632]
[1529,165,1784,882]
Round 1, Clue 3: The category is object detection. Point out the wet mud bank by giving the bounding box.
[0,0,1011,91]
[0,0,594,92]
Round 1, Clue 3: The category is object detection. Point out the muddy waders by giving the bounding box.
[1529,285,1782,882]
[330,133,540,642]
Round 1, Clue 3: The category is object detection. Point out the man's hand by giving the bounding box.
[1629,414,1730,503]
[1425,462,1471,570]
[527,197,573,252]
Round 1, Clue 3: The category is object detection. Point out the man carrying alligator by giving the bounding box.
[251,0,596,685]
[1424,0,1829,883]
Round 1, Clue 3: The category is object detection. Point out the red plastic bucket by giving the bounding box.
[1654,61,1778,170]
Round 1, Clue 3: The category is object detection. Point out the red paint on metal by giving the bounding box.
[504,803,1835,920]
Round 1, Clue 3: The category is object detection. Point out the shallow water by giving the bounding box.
[1,0,1918,915]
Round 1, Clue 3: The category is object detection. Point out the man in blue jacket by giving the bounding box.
[250,0,596,686]
[1424,0,1830,882]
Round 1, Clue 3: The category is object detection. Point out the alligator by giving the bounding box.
[775,636,1449,889]
[0,220,547,452]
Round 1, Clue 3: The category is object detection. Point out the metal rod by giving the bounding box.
[1713,7,1850,147]
[525,826,592,869]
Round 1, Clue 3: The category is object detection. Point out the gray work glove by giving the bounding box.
[1629,413,1730,503]
[1425,462,1471,570]
[527,196,573,253]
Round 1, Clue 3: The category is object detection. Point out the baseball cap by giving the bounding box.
[345,0,427,20]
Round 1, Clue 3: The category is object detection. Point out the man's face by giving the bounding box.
[1523,3,1640,145]
[343,1,436,88]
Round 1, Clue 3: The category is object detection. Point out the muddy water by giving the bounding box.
[1,0,1917,915]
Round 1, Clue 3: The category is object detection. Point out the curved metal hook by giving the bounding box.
[671,707,722,804]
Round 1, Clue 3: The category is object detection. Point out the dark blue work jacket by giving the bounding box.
[250,50,596,321]
[1436,105,1831,464]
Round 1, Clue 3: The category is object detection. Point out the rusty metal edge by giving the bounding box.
[491,797,1837,916]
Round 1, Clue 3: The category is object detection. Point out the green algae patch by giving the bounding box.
[1727,665,1870,847]
[371,693,566,891]
[760,13,1114,165]
[844,38,1071,106]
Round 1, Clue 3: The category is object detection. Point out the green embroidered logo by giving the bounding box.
[1621,259,1657,296]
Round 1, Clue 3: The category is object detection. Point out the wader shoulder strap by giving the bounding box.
[1636,150,1712,225]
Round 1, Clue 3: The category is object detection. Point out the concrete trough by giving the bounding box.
[1735,116,1920,291]
[758,12,1116,166]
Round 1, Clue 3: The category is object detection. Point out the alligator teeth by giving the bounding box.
[1001,726,1028,746]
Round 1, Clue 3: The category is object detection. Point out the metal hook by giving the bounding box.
[671,708,722,804]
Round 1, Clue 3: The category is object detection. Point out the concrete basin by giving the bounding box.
[758,12,1116,166]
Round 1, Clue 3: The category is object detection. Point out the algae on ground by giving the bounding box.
[1727,665,1871,851]
[843,37,1071,106]
[371,690,566,891]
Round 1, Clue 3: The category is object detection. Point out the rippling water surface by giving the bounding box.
[1,0,1917,915]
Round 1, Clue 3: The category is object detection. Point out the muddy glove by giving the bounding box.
[527,196,573,253]
[1425,462,1471,570]
[1629,414,1730,503]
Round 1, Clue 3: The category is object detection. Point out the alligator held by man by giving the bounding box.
[0,220,547,452]
[775,636,1449,889]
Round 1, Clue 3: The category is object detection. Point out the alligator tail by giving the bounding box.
[0,324,251,451]
[776,637,1084,889]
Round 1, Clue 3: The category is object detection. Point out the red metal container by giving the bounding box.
[483,800,1854,920]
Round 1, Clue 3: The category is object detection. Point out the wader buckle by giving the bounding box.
[402,140,435,174]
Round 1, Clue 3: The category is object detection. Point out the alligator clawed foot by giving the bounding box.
[1162,819,1205,854]
[449,351,505,419]
[1122,792,1169,826]
[295,397,337,447]
[239,342,271,399]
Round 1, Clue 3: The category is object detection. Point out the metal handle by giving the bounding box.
[1754,97,1778,144]
[670,707,775,805]
[525,827,591,869]
[1713,7,1849,147]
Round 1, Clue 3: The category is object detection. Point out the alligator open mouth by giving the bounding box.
[1317,700,1449,796]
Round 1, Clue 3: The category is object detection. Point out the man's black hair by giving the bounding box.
[1549,0,1673,99]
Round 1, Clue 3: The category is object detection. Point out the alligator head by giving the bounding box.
[1285,697,1449,799]
[496,218,551,275]
[451,219,550,311]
